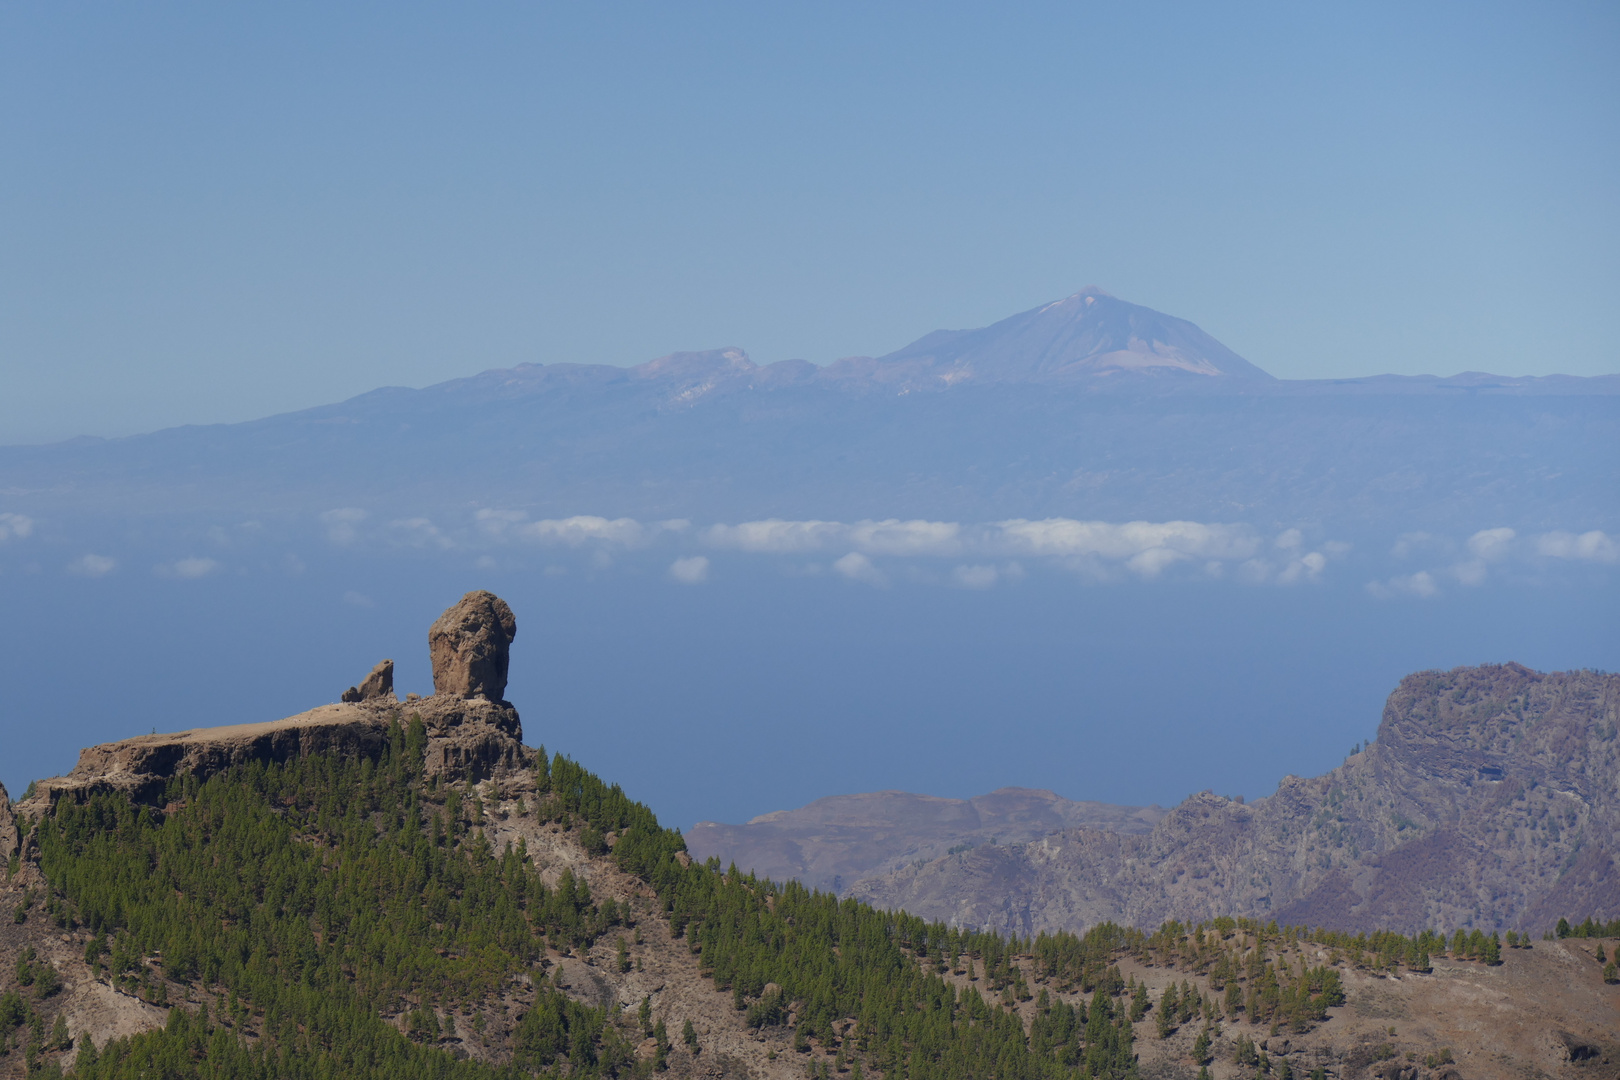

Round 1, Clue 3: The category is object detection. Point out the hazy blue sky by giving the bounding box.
[4,1,1617,444]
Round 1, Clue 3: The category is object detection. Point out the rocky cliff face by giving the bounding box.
[16,694,530,822]
[0,782,16,860]
[854,664,1620,936]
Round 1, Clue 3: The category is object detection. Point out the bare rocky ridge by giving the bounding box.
[13,696,526,821]
[854,664,1620,937]
[686,787,1165,896]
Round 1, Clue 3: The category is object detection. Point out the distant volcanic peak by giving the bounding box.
[880,289,1274,383]
[1039,285,1116,310]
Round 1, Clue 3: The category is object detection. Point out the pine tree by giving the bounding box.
[1156,982,1178,1038]
[73,1032,98,1072]
[653,1019,670,1071]
[1130,980,1150,1021]
[1192,1021,1213,1064]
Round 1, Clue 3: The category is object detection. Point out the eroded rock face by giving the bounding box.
[0,781,17,859]
[401,695,526,781]
[341,659,395,703]
[429,591,517,701]
[21,706,397,811]
[855,664,1620,935]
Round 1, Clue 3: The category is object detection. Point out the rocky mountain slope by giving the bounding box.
[686,787,1164,896]
[852,664,1620,937]
[1,596,1617,1079]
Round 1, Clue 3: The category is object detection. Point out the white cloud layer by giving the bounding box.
[157,557,220,579]
[833,552,888,586]
[0,513,34,542]
[68,554,116,577]
[477,512,691,549]
[1368,527,1618,597]
[1536,530,1619,563]
[465,511,1348,585]
[669,555,710,584]
[390,517,454,549]
[991,518,1261,562]
[1367,571,1440,600]
[950,562,1025,589]
[320,508,367,545]
[705,518,962,556]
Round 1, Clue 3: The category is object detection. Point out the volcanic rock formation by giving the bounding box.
[854,663,1620,935]
[341,658,395,702]
[15,594,529,820]
[429,590,517,700]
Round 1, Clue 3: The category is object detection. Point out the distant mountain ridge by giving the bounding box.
[684,787,1165,896]
[842,663,1620,936]
[1,288,1613,539]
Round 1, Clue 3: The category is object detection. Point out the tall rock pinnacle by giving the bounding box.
[428,591,517,701]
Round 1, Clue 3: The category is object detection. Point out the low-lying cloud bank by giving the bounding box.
[1366,527,1618,598]
[10,507,1612,595]
[477,514,1339,586]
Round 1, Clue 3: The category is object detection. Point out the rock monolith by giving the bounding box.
[341,659,395,703]
[428,591,517,700]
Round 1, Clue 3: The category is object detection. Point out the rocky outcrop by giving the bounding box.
[430,591,517,700]
[404,694,526,782]
[19,704,397,812]
[686,787,1165,896]
[342,659,395,703]
[0,781,17,859]
[16,593,533,822]
[856,664,1620,935]
[19,700,530,821]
